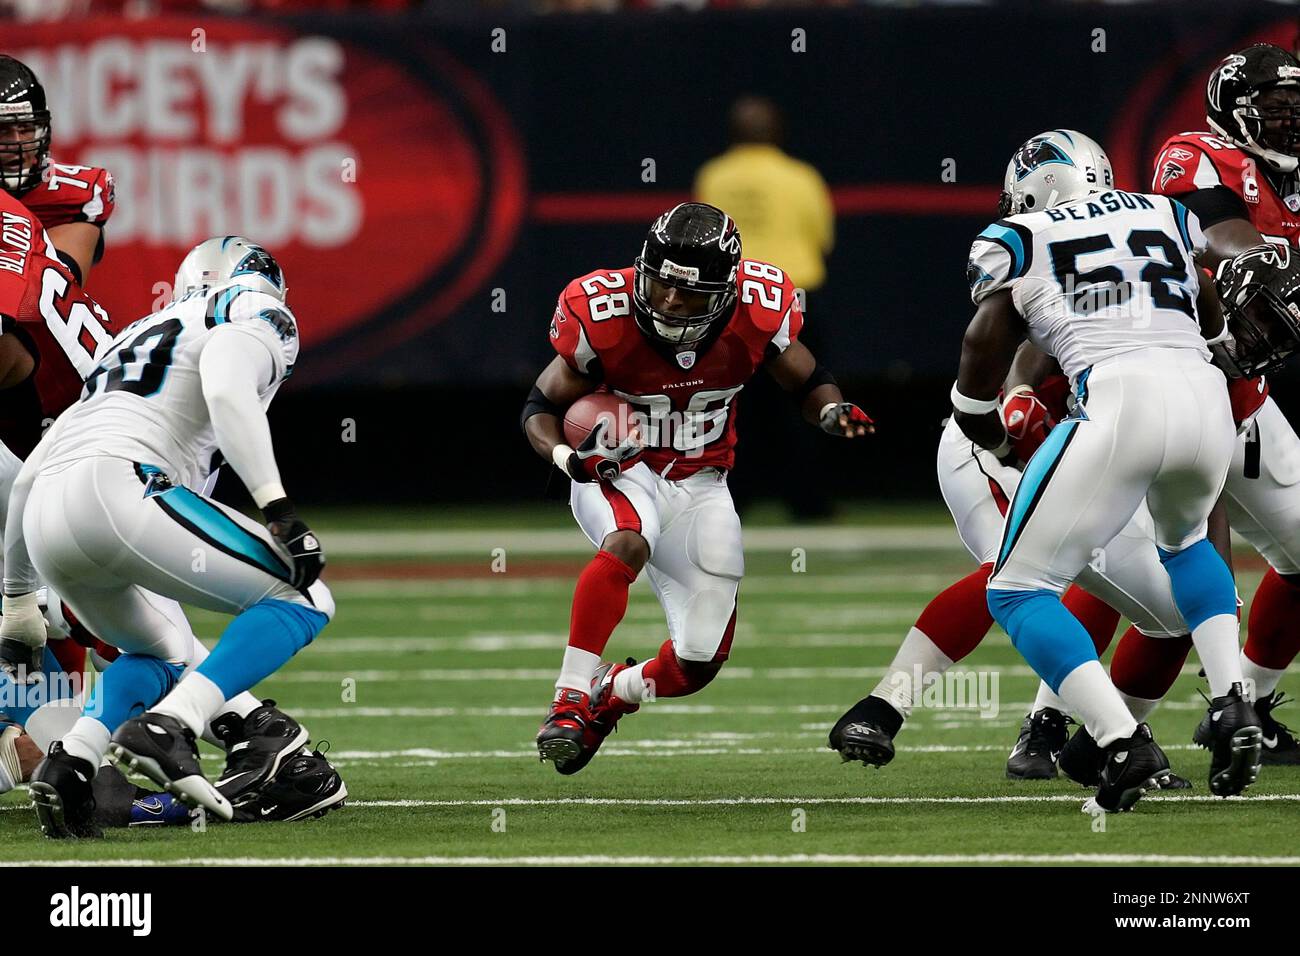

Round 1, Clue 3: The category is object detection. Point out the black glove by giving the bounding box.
[262,498,325,591]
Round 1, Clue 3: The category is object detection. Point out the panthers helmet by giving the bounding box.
[633,203,741,348]
[0,55,52,195]
[173,236,287,304]
[997,130,1114,217]
[1206,44,1300,174]
[1213,242,1300,378]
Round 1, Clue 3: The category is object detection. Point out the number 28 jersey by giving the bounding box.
[967,189,1210,382]
[40,283,299,491]
[550,259,803,479]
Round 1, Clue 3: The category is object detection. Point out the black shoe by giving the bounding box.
[110,712,233,820]
[211,700,310,801]
[1006,708,1071,780]
[829,696,901,768]
[1061,725,1192,790]
[1256,692,1300,765]
[1203,683,1263,797]
[29,742,102,839]
[231,747,347,823]
[1090,723,1171,813]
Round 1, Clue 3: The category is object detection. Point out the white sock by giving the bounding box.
[60,717,111,776]
[556,647,601,695]
[1118,691,1160,722]
[1031,681,1070,716]
[870,626,955,720]
[1191,613,1244,698]
[1241,651,1285,700]
[152,672,227,737]
[611,660,654,703]
[203,692,261,748]
[1057,661,1137,748]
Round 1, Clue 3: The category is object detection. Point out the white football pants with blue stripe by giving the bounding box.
[988,349,1242,747]
[21,456,333,764]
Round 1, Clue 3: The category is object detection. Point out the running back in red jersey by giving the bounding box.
[0,190,118,457]
[549,258,802,479]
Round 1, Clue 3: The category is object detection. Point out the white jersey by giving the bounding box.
[966,190,1210,382]
[37,282,298,490]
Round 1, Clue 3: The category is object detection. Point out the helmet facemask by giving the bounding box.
[1215,244,1300,377]
[1236,85,1300,168]
[633,255,736,347]
[0,107,50,195]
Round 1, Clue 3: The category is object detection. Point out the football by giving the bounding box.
[563,392,637,449]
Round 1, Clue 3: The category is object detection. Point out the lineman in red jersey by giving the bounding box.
[522,203,873,774]
[1150,43,1300,762]
[0,55,114,287]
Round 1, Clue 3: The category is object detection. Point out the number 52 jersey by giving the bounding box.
[967,189,1210,383]
[40,283,299,491]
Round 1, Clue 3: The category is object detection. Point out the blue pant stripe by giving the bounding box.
[994,419,1079,573]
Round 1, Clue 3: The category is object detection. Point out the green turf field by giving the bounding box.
[2,506,1298,866]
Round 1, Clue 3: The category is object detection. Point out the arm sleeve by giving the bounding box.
[199,325,286,509]
[1176,185,1251,231]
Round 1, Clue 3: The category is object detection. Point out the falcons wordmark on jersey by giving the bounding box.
[550,258,802,479]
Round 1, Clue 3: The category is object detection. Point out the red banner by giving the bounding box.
[0,17,526,376]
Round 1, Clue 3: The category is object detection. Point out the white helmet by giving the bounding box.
[172,236,287,304]
[998,130,1114,217]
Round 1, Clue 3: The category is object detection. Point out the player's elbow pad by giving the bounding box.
[520,385,563,433]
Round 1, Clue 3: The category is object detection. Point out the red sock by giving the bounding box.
[568,550,637,656]
[1245,568,1300,670]
[1110,625,1192,700]
[914,564,994,663]
[1062,585,1122,655]
[639,637,725,698]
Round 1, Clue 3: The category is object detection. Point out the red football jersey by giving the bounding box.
[550,259,803,478]
[0,190,118,458]
[18,160,116,231]
[1152,131,1300,247]
[1151,132,1274,425]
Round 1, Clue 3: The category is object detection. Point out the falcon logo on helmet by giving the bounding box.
[1206,44,1300,173]
[633,202,741,351]
[1213,242,1300,378]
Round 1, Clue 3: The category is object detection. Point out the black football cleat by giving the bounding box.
[1006,708,1071,780]
[232,748,346,822]
[1255,692,1300,765]
[1202,683,1263,797]
[29,742,102,839]
[829,695,902,768]
[109,712,233,821]
[536,688,596,774]
[1061,725,1191,789]
[1088,723,1171,813]
[211,699,310,802]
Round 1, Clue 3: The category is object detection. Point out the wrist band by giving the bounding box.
[552,443,575,476]
[950,382,1000,415]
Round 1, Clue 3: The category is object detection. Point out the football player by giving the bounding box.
[960,130,1260,811]
[0,54,114,287]
[522,202,872,774]
[6,237,335,836]
[1149,43,1300,763]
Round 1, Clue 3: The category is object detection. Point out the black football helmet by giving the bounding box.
[1207,44,1300,173]
[0,55,51,195]
[1213,243,1300,378]
[633,203,741,349]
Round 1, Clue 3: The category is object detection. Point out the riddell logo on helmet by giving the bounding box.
[659,259,700,282]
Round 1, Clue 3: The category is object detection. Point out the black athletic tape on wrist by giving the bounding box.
[520,385,564,432]
[796,363,837,402]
